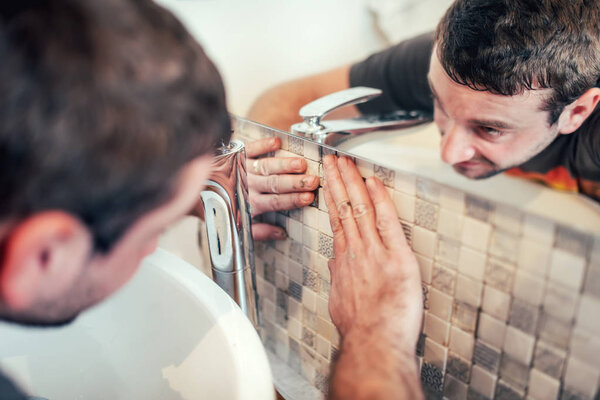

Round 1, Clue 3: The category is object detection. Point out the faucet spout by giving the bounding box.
[291,87,432,145]
[197,140,258,327]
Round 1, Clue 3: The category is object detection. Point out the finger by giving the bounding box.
[337,156,380,248]
[248,173,319,194]
[366,177,409,251]
[323,180,346,256]
[322,155,361,244]
[245,137,281,158]
[250,192,314,215]
[248,156,307,176]
[251,223,287,241]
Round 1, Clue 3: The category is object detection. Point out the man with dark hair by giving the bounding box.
[249,0,600,201]
[0,0,423,399]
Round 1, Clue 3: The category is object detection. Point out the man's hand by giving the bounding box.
[323,155,424,400]
[246,137,319,241]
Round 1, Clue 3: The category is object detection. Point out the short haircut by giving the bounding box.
[435,0,600,125]
[0,0,231,251]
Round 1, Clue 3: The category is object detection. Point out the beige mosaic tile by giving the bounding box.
[231,117,600,400]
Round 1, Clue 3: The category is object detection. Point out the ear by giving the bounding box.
[0,211,92,312]
[558,87,600,134]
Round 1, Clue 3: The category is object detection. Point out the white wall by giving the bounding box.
[154,0,385,115]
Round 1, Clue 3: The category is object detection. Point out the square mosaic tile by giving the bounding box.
[231,116,600,400]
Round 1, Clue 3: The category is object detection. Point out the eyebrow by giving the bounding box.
[427,75,517,131]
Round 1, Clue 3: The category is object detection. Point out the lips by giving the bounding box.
[455,161,481,169]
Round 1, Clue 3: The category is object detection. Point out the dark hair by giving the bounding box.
[435,0,600,125]
[0,0,231,252]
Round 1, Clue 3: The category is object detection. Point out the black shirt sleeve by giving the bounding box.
[349,32,435,114]
[0,371,27,400]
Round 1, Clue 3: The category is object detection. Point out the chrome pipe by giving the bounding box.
[197,140,258,327]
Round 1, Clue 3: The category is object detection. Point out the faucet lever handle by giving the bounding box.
[299,86,382,130]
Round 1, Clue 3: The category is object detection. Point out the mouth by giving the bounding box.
[455,161,482,169]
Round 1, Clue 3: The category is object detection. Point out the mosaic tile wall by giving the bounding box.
[233,116,600,400]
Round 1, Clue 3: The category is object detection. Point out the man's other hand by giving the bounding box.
[246,137,319,241]
[322,155,423,348]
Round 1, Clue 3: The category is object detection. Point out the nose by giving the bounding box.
[440,123,476,164]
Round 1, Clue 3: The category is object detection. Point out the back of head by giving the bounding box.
[435,0,600,124]
[0,0,230,251]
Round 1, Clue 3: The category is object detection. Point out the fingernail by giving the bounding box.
[323,155,336,169]
[300,192,314,203]
[273,228,287,239]
[270,137,278,147]
[292,159,303,170]
[302,176,318,188]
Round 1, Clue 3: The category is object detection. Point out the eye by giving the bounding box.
[479,126,505,139]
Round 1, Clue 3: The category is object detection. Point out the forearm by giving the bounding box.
[329,327,423,400]
[246,65,353,131]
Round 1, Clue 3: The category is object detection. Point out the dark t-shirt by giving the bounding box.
[0,371,27,400]
[349,32,600,201]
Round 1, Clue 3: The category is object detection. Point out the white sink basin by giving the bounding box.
[338,123,600,234]
[0,248,274,400]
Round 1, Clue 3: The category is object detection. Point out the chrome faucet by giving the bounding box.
[291,86,432,145]
[197,140,258,327]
